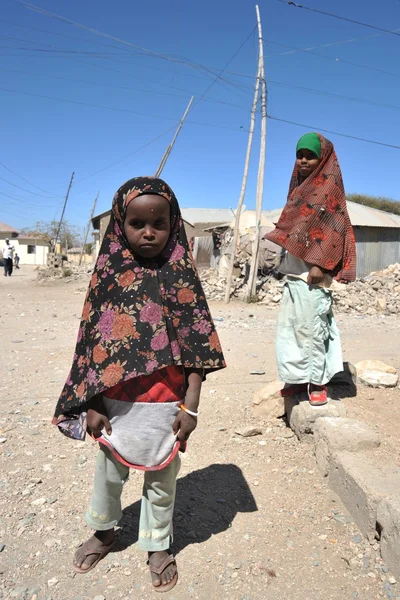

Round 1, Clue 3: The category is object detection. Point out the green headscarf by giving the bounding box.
[296,132,321,158]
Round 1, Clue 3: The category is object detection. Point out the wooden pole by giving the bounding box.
[246,5,267,301]
[54,171,74,252]
[224,63,261,304]
[79,191,99,266]
[154,97,194,178]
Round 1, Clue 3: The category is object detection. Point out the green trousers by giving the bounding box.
[85,446,181,551]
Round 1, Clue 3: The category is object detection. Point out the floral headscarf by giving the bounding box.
[53,177,226,439]
[266,134,356,283]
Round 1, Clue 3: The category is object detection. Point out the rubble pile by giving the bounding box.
[37,264,93,283]
[201,263,400,315]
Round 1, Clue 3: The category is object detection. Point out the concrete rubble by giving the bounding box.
[201,262,400,315]
[356,359,399,388]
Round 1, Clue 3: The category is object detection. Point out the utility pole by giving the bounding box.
[224,63,261,304]
[54,171,74,252]
[154,97,194,178]
[246,5,267,301]
[79,191,99,266]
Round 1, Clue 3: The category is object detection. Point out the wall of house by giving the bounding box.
[354,227,400,277]
[0,234,49,265]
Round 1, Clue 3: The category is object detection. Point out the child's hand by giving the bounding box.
[87,408,112,438]
[172,411,197,446]
[307,265,324,285]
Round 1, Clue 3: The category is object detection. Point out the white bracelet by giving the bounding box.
[180,404,199,417]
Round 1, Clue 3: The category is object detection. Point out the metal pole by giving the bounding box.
[154,97,194,178]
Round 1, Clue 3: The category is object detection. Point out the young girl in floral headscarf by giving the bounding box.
[265,133,356,406]
[53,177,225,592]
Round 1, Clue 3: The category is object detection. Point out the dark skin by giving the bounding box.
[296,149,325,286]
[74,195,203,588]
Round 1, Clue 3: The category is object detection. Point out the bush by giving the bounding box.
[62,268,73,278]
[347,194,400,216]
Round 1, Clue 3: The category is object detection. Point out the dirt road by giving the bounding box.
[1,268,399,600]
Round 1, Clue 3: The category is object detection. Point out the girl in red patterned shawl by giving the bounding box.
[53,177,225,592]
[265,133,356,406]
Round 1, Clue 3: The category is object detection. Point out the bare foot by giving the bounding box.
[73,529,115,573]
[148,550,177,589]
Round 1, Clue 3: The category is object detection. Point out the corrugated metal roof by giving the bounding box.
[0,221,19,234]
[181,208,235,225]
[265,202,400,228]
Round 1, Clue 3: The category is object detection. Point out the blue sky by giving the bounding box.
[1,0,400,234]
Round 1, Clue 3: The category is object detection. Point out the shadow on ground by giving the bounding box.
[113,463,257,556]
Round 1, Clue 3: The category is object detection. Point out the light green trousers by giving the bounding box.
[85,446,181,551]
[276,277,343,385]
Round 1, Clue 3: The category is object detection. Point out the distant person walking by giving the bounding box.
[2,238,15,277]
[265,133,356,406]
[14,253,20,269]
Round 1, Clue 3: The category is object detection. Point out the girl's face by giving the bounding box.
[296,149,321,179]
[124,194,171,259]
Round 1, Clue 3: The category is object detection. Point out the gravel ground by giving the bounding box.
[0,267,399,600]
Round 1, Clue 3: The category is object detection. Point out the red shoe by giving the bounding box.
[280,383,308,397]
[308,384,328,406]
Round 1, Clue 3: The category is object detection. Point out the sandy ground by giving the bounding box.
[1,266,399,600]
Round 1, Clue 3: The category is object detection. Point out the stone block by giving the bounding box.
[377,494,400,582]
[328,452,400,540]
[356,360,398,388]
[286,397,346,442]
[314,417,380,476]
[252,380,285,420]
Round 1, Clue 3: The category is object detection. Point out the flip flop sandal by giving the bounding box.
[308,384,328,406]
[72,538,115,574]
[148,554,178,593]
[280,383,308,397]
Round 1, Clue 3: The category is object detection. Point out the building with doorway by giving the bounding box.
[0,221,49,265]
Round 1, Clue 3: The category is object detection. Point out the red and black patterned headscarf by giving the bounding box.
[53,177,226,440]
[266,134,356,283]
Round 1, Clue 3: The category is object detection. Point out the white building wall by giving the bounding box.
[0,234,49,265]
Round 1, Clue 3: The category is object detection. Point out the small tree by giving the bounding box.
[21,220,80,250]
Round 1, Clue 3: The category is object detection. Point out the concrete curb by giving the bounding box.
[285,396,400,580]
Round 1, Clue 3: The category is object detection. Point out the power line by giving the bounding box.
[16,0,258,99]
[268,115,400,150]
[0,173,63,198]
[75,126,176,184]
[0,189,61,208]
[193,26,256,108]
[268,79,400,111]
[263,39,400,81]
[0,160,64,197]
[0,86,249,132]
[279,1,400,37]
[0,66,250,112]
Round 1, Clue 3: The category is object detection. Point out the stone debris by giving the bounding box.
[235,426,263,438]
[252,380,285,420]
[201,262,400,315]
[356,360,398,388]
[37,264,93,283]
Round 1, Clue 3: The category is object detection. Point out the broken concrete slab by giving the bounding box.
[377,494,400,582]
[314,417,380,476]
[286,397,347,442]
[328,452,400,540]
[252,380,285,420]
[355,360,399,388]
